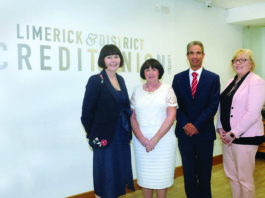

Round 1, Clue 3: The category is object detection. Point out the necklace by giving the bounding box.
[106,70,121,91]
[227,79,241,96]
[146,82,160,93]
[110,76,120,91]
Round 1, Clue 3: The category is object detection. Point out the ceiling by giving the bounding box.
[193,0,265,9]
[193,0,265,26]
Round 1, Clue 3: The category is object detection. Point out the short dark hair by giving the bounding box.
[98,44,124,69]
[187,41,204,55]
[140,58,164,80]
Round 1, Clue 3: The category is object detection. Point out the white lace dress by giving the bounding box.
[131,83,178,189]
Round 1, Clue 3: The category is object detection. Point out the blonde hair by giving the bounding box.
[231,49,256,71]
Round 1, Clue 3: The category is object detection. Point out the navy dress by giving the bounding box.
[93,89,135,198]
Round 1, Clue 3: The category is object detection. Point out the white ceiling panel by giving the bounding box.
[193,0,265,26]
[193,0,265,9]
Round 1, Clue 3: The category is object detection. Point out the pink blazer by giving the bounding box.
[217,72,265,138]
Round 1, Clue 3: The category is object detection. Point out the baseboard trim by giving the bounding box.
[66,154,223,198]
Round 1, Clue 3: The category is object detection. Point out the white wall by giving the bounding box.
[243,27,265,79]
[0,0,243,197]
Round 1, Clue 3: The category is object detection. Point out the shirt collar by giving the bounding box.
[189,67,203,77]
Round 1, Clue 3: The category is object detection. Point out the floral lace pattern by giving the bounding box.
[131,83,177,187]
[130,83,177,127]
[166,87,177,105]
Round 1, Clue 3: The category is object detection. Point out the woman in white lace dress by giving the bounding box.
[131,58,177,198]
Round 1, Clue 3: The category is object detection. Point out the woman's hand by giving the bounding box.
[145,136,159,152]
[138,136,149,147]
[223,132,236,146]
[138,136,153,153]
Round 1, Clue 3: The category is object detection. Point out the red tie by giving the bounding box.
[191,72,198,98]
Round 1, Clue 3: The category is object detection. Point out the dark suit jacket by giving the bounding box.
[172,68,220,140]
[81,69,132,149]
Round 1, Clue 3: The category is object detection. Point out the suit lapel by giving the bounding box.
[101,69,119,104]
[117,75,125,93]
[233,72,252,101]
[182,69,193,98]
[117,75,130,107]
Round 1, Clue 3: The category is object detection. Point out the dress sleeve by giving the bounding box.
[130,88,136,109]
[166,86,178,107]
[81,74,102,139]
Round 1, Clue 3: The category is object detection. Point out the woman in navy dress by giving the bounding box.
[81,44,135,198]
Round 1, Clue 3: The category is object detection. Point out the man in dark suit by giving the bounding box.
[172,41,220,198]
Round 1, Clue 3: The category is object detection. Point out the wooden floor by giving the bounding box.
[121,158,265,198]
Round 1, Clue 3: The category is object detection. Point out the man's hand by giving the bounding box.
[184,123,199,136]
[217,128,226,141]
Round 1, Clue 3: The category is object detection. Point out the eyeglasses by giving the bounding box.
[231,59,248,64]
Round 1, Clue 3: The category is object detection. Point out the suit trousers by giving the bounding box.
[223,143,258,198]
[178,137,214,198]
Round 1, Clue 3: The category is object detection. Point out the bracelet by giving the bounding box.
[155,137,159,142]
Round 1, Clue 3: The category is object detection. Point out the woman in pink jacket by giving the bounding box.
[217,49,265,198]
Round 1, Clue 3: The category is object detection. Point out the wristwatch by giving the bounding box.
[230,132,235,138]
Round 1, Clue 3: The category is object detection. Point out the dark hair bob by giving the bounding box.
[98,44,124,69]
[140,58,164,80]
